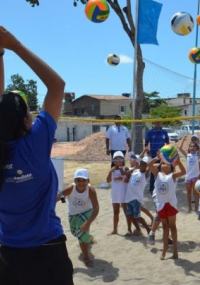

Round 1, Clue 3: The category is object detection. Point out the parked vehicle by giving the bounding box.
[178,124,200,138]
[163,128,180,142]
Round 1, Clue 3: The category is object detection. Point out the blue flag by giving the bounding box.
[137,0,163,45]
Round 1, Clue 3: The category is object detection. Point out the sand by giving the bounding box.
[56,180,200,285]
[54,134,200,284]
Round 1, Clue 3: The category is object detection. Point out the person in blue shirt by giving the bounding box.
[145,121,169,195]
[0,26,74,285]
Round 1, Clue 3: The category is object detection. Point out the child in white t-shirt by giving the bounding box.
[179,136,200,213]
[57,169,99,267]
[148,155,186,260]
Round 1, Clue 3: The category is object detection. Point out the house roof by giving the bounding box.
[72,94,132,102]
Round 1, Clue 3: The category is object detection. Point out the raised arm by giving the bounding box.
[0,26,65,122]
[172,158,186,181]
[148,156,160,178]
[0,46,4,95]
[178,136,187,158]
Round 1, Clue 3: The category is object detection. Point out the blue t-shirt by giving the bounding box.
[0,111,63,248]
[145,128,169,158]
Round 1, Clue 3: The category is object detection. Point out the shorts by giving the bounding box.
[0,235,74,285]
[185,177,198,184]
[158,203,178,219]
[126,199,141,219]
[69,209,93,243]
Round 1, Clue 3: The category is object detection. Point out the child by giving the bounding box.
[57,169,99,267]
[106,151,139,236]
[179,136,200,213]
[125,156,151,235]
[148,155,186,260]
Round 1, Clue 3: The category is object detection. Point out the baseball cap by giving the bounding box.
[141,156,150,164]
[130,154,141,163]
[191,134,199,140]
[113,151,124,159]
[74,169,89,179]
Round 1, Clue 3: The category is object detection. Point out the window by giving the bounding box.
[120,105,125,114]
[74,107,77,115]
[81,106,84,115]
[91,105,95,114]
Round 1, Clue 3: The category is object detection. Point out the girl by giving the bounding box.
[179,136,200,213]
[57,169,99,267]
[148,155,186,260]
[0,26,74,284]
[106,151,140,236]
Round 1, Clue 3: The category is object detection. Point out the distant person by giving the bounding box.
[179,136,200,213]
[145,121,169,195]
[106,115,132,166]
[57,169,99,267]
[0,26,74,284]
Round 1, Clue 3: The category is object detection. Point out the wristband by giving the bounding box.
[0,50,5,57]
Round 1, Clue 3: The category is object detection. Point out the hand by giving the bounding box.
[0,26,20,50]
[80,221,90,232]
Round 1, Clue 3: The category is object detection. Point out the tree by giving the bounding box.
[142,91,167,114]
[6,74,38,111]
[150,105,182,127]
[25,0,146,153]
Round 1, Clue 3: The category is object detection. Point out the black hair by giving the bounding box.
[0,92,29,190]
[157,162,175,173]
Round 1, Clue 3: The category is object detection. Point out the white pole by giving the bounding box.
[131,0,139,150]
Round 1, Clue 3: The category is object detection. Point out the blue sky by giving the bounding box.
[1,0,200,105]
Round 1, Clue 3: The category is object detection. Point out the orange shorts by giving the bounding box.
[158,203,178,219]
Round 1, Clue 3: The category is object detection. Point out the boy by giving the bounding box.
[57,169,99,267]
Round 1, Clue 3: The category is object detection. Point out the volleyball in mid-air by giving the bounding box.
[159,145,178,164]
[85,0,110,23]
[197,15,200,25]
[107,54,120,66]
[171,12,194,35]
[188,47,200,64]
[194,180,200,194]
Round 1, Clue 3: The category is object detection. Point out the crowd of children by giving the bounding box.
[57,134,200,266]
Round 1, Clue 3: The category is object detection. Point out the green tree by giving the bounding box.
[6,74,38,111]
[150,105,182,126]
[143,91,167,114]
[25,0,146,154]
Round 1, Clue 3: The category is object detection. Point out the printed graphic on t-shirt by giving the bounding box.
[72,197,86,208]
[130,174,142,186]
[158,182,168,195]
[188,156,195,165]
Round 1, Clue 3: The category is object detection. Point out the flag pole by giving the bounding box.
[192,0,200,133]
[131,0,139,150]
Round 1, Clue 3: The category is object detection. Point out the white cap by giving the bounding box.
[128,151,135,159]
[191,134,199,140]
[141,156,150,164]
[74,169,89,179]
[113,151,124,159]
[130,154,141,163]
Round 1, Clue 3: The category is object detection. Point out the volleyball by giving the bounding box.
[159,145,178,164]
[197,15,200,25]
[85,0,110,23]
[171,12,194,36]
[194,180,200,194]
[107,54,120,66]
[188,47,200,64]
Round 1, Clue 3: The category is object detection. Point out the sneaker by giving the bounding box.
[148,234,155,245]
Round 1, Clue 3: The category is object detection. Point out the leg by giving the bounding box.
[79,242,93,266]
[168,215,178,259]
[149,172,155,195]
[137,217,151,234]
[107,203,120,235]
[186,183,192,212]
[121,203,141,233]
[193,183,199,213]
[160,218,169,260]
[141,206,154,226]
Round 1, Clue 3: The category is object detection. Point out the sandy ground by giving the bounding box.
[56,180,200,285]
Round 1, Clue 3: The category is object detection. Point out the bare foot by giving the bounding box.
[107,230,118,236]
[160,254,165,260]
[172,253,178,259]
[84,259,93,267]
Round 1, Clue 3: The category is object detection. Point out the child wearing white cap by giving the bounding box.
[106,151,135,236]
[57,169,99,267]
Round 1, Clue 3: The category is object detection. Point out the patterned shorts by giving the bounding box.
[69,209,93,243]
[185,177,198,184]
[126,199,141,219]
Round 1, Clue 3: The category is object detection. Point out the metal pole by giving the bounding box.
[131,0,139,150]
[192,0,200,133]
